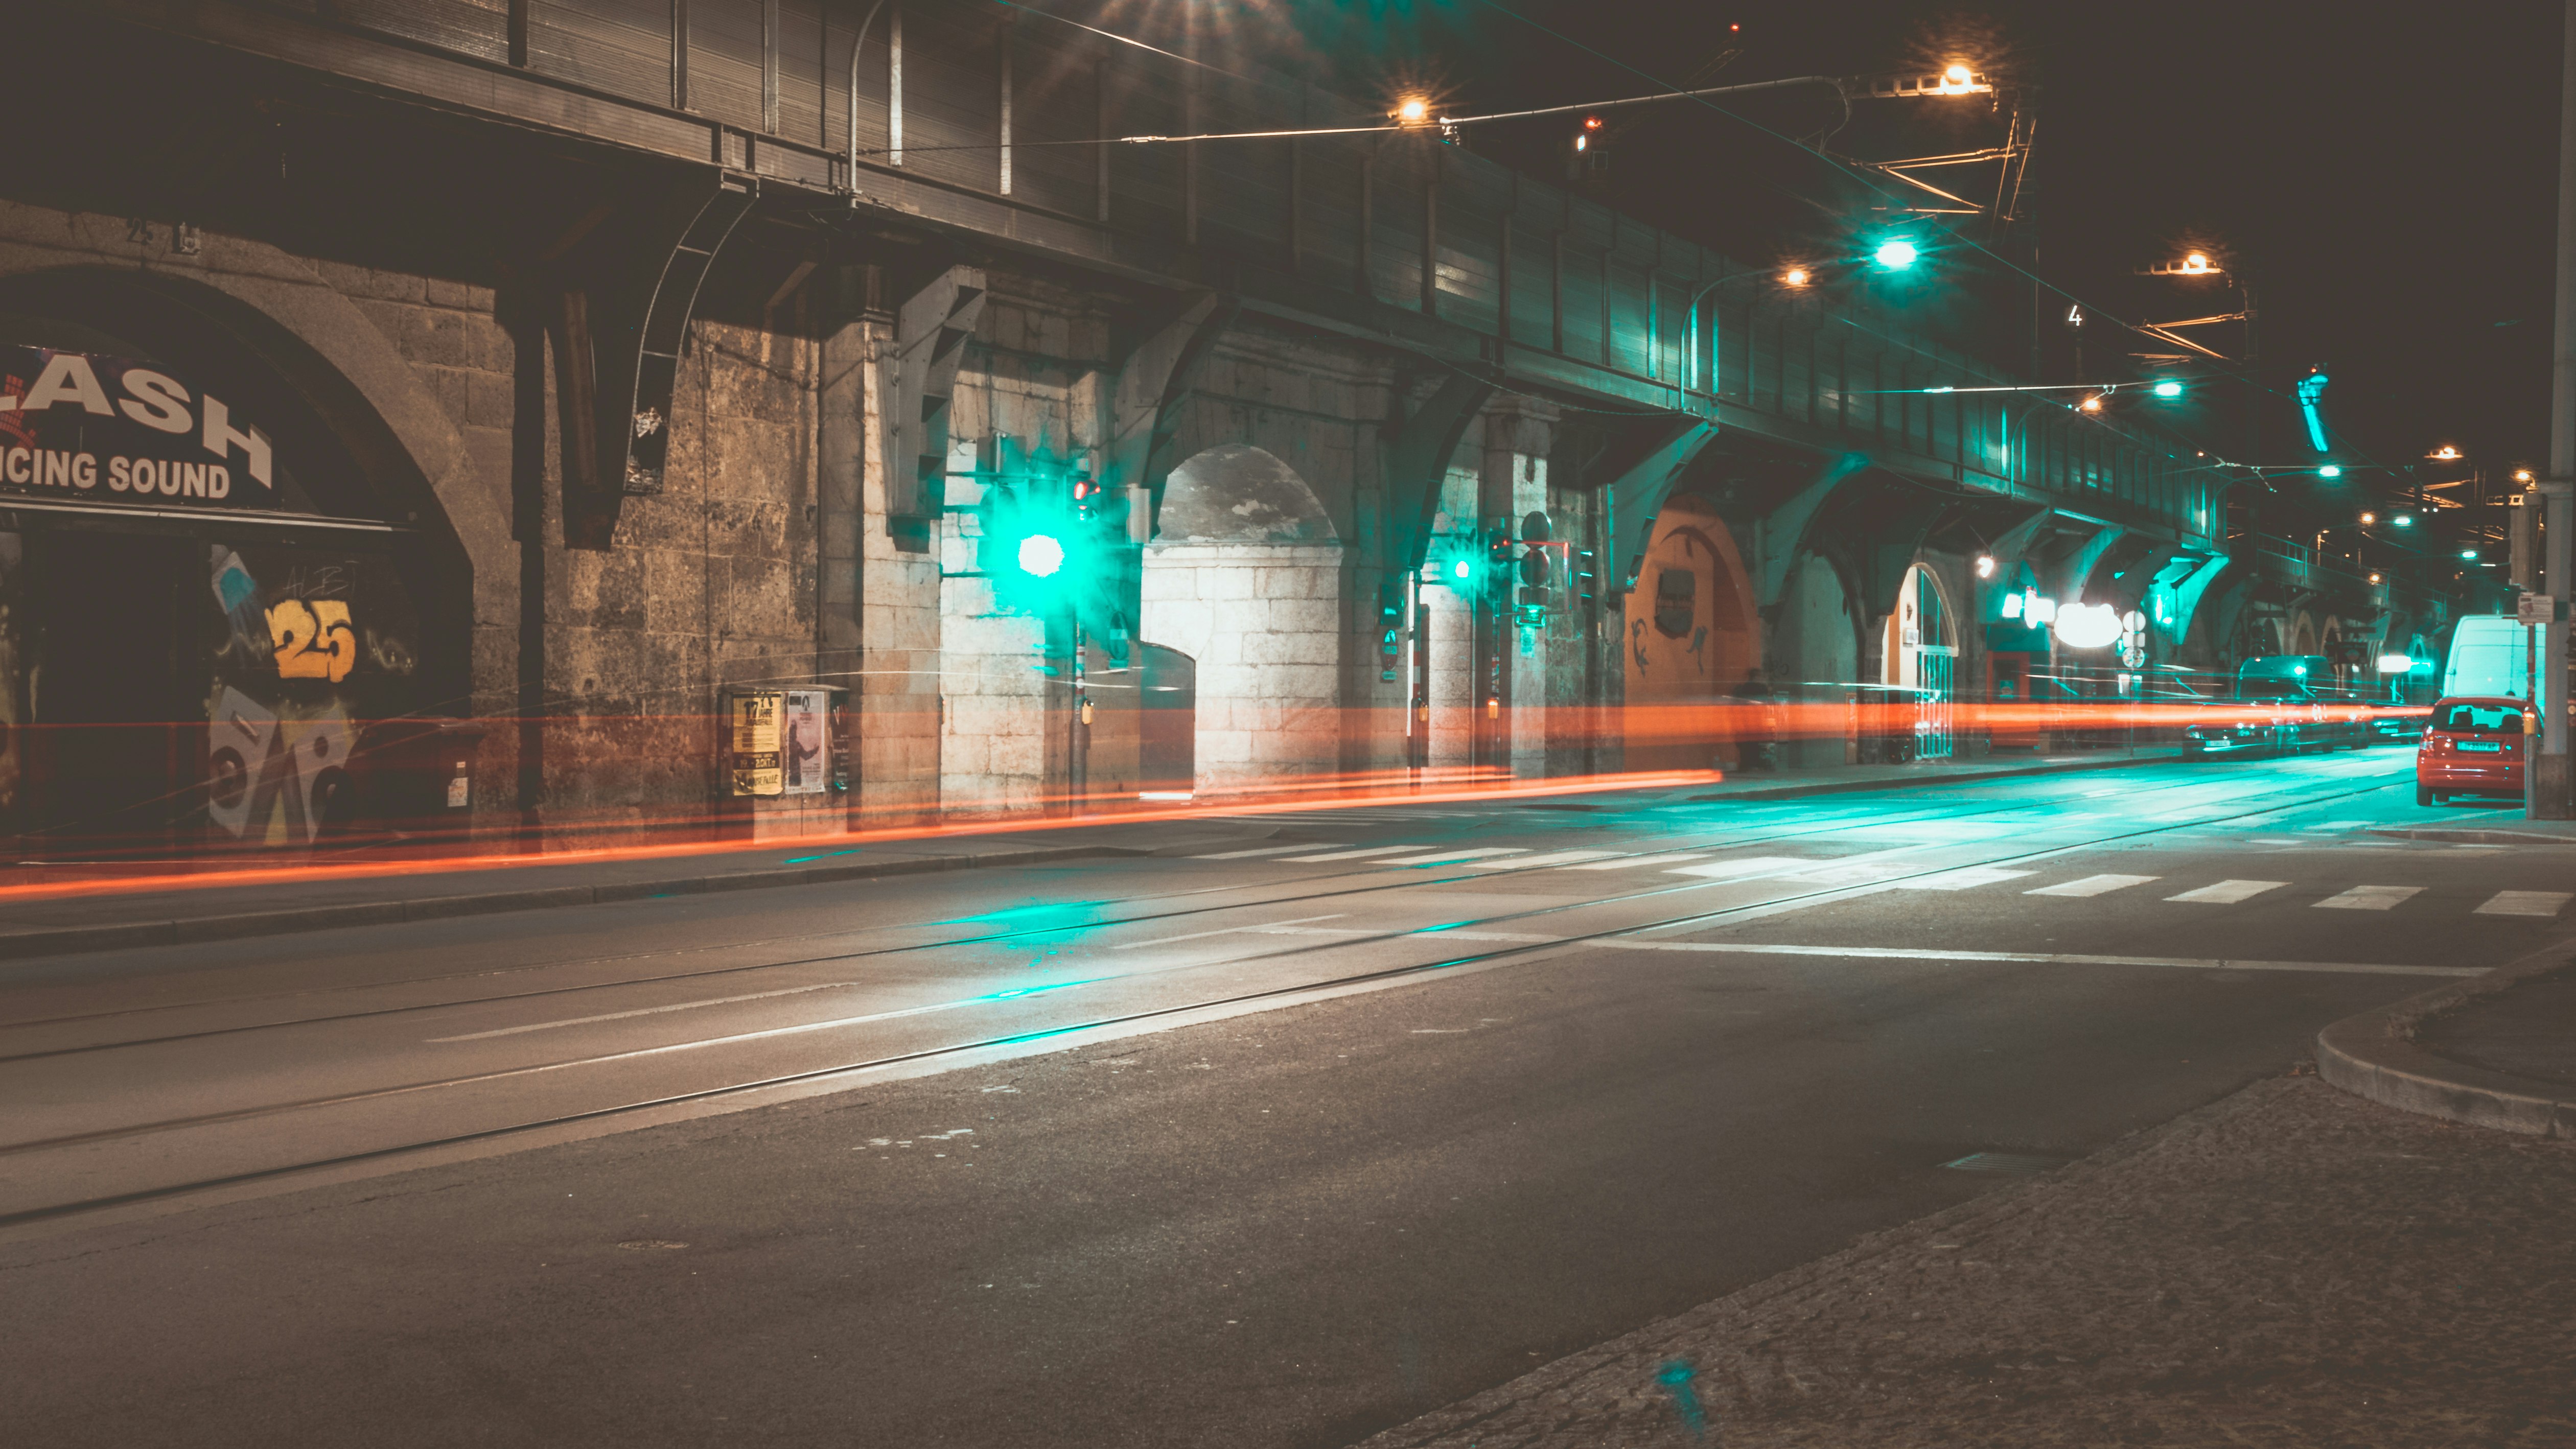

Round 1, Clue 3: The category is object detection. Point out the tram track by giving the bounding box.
[0,765,2405,1228]
[0,760,2356,1063]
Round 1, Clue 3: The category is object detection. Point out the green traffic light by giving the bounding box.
[2318,464,2342,478]
[1019,534,1065,577]
[2151,380,2183,398]
[1874,240,1918,269]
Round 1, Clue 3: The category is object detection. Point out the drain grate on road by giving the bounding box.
[1940,1151,2071,1177]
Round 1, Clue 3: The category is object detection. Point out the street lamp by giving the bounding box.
[1682,265,1814,395]
[1874,239,1920,269]
[2319,464,2343,478]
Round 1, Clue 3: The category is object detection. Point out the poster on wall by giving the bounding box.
[0,346,279,512]
[781,689,829,796]
[726,690,783,797]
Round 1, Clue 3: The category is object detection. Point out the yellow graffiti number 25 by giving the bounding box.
[268,598,358,684]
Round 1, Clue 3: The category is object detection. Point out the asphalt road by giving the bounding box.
[1,747,2558,1446]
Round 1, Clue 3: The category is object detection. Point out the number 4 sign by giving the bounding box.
[268,598,358,683]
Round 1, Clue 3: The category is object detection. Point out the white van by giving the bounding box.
[2443,617,2536,700]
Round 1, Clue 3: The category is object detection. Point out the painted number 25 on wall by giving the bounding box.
[267,598,357,683]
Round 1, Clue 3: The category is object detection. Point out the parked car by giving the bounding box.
[2416,695,2529,806]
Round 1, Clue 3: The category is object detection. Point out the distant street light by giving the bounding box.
[1874,239,1919,269]
[2430,445,2463,461]
[1782,266,1811,287]
[2360,511,2376,524]
[2079,395,2103,412]
[1394,97,1431,125]
[2151,380,2184,398]
[2319,464,2343,478]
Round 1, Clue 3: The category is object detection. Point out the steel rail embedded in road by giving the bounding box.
[0,761,2356,1063]
[0,765,2412,1229]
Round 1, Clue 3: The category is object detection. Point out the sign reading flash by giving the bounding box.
[0,346,274,506]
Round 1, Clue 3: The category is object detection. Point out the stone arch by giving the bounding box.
[1620,495,1759,770]
[1880,562,1960,688]
[1139,445,1344,797]
[1153,443,1339,545]
[2292,613,2320,658]
[0,260,482,709]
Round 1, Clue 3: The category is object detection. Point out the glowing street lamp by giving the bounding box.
[2079,395,2103,412]
[2178,252,2216,274]
[1781,266,1811,287]
[2359,511,2376,525]
[2319,464,2343,478]
[2430,445,2462,461]
[1874,239,1919,269]
[1394,97,1431,125]
[2151,380,2184,398]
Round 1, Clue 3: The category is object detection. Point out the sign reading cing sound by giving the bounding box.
[0,346,274,508]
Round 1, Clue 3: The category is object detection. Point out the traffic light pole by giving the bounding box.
[2536,0,2576,820]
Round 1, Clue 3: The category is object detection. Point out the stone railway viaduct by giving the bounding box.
[0,1,2451,846]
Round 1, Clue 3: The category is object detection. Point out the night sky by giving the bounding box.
[1170,0,2566,530]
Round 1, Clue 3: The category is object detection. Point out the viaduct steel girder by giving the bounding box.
[96,0,2217,558]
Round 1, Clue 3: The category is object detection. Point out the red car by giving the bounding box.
[2417,695,2529,806]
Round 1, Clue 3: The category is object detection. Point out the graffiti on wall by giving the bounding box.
[202,543,419,847]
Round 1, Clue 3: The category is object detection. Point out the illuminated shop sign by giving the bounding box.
[0,345,274,509]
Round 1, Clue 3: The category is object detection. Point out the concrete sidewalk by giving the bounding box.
[1355,1074,2576,1448]
[2319,936,2576,1138]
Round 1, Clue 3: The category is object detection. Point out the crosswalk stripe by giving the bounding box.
[1375,848,1530,866]
[2024,873,2160,898]
[2475,890,2572,917]
[1665,856,1816,880]
[1191,844,1344,859]
[1280,846,1418,862]
[1562,852,1714,870]
[2314,885,2423,911]
[2166,879,2287,904]
[1462,850,1623,870]
[1895,866,2036,892]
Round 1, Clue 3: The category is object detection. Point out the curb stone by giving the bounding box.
[2364,825,2576,847]
[0,845,1148,965]
[2315,934,2576,1138]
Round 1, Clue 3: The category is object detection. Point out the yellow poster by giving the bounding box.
[727,690,783,797]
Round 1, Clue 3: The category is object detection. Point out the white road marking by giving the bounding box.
[1599,941,2479,977]
[2166,879,2288,904]
[2024,873,2160,898]
[1375,848,1531,866]
[430,981,859,1041]
[1190,844,1344,859]
[2314,885,2423,911]
[1893,866,2036,891]
[1664,856,1817,880]
[1113,914,1349,949]
[1563,852,1715,870]
[1789,861,1916,886]
[1463,850,1624,869]
[2476,891,2572,917]
[1280,846,1419,862]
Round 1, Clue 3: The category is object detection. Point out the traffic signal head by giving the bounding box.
[1874,239,1918,269]
[2151,380,2184,399]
